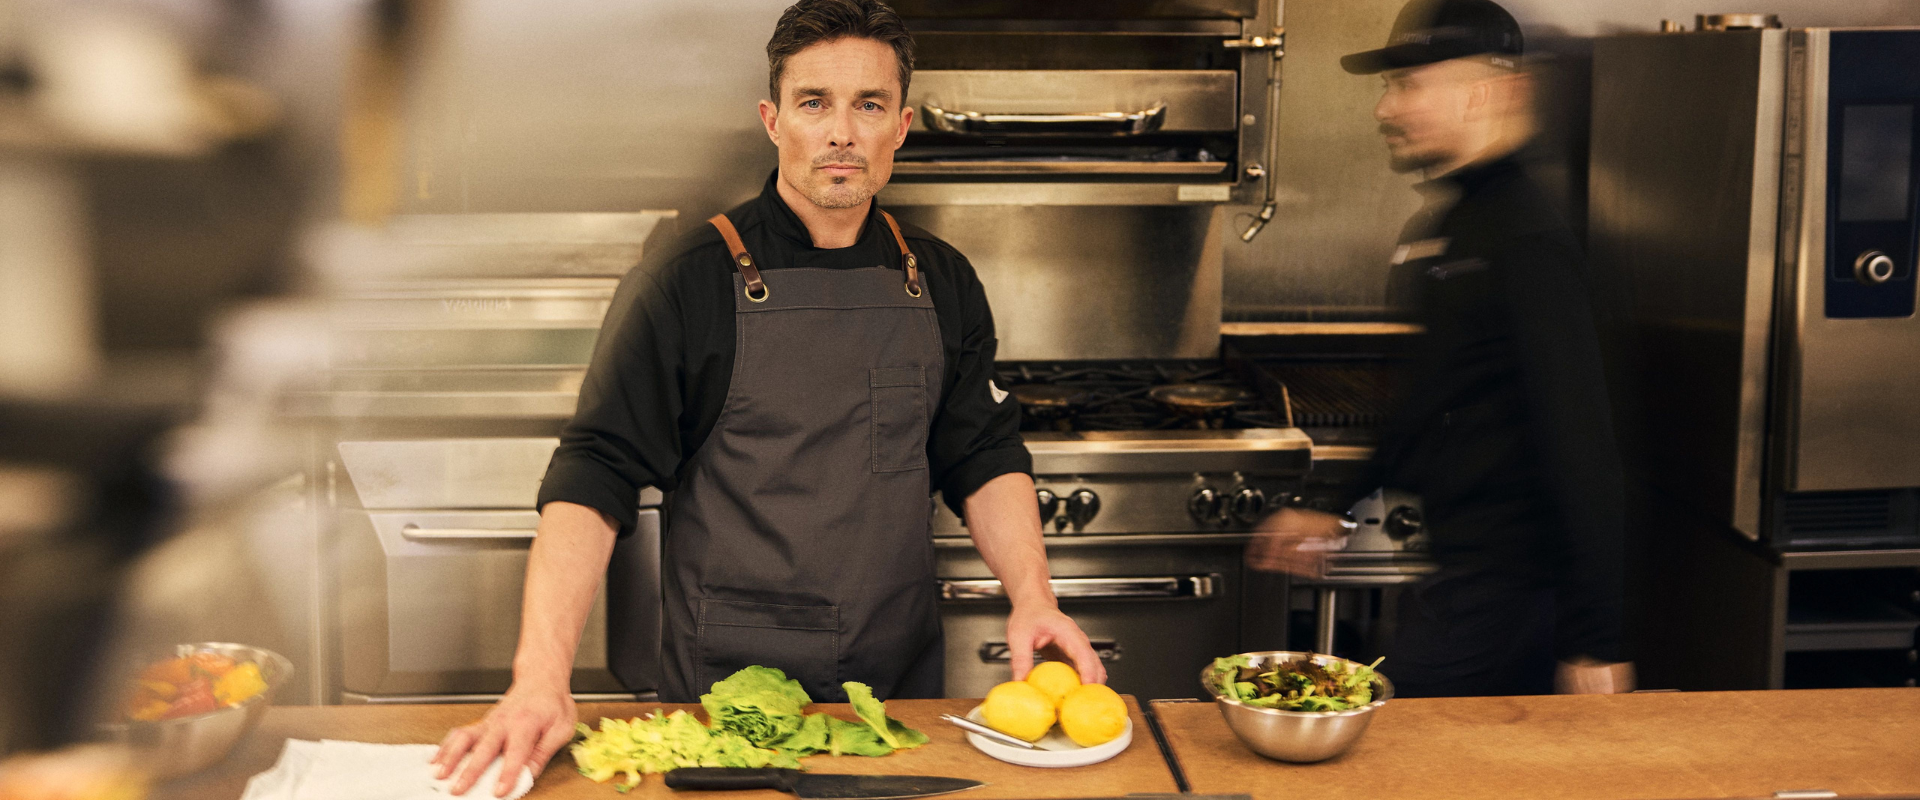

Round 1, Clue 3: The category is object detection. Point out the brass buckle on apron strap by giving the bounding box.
[707,213,770,303]
[879,210,922,298]
[708,210,922,301]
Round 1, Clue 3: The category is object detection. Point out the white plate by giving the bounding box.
[962,705,1131,768]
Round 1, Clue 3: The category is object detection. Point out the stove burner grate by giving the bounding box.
[998,360,1287,431]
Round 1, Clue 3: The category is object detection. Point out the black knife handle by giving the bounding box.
[665,767,799,792]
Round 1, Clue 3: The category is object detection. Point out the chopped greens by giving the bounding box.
[571,710,800,792]
[1209,654,1384,712]
[572,668,930,791]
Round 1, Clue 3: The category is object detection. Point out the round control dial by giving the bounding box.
[1229,486,1267,525]
[1188,486,1223,526]
[1065,489,1101,530]
[1385,505,1424,540]
[1855,250,1897,286]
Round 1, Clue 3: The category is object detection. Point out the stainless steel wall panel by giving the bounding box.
[1221,0,1422,317]
[344,214,676,279]
[338,438,559,510]
[888,205,1224,360]
[1589,30,1785,538]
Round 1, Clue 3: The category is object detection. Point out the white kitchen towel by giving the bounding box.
[239,739,533,800]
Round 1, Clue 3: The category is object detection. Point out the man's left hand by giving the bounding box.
[1555,658,1635,694]
[1005,603,1107,685]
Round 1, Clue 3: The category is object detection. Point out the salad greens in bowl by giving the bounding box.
[1200,651,1393,763]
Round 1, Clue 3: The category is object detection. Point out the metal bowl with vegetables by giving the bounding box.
[100,642,293,779]
[1199,651,1392,763]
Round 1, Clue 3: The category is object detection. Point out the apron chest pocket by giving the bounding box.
[870,366,930,473]
[695,599,839,698]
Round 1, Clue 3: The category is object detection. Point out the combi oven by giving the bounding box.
[1592,26,1920,549]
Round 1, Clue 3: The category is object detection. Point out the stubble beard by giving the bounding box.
[1380,122,1444,174]
[799,150,879,209]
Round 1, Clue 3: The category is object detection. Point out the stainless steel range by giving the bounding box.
[932,359,1310,700]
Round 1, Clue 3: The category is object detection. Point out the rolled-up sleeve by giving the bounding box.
[928,257,1031,517]
[537,264,687,537]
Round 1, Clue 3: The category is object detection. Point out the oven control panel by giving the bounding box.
[1343,488,1429,553]
[931,473,1305,537]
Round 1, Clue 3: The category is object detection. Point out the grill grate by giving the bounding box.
[1243,361,1398,429]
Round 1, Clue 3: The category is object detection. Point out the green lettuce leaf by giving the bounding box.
[827,717,895,758]
[885,718,929,749]
[571,710,795,792]
[701,666,811,746]
[776,712,833,756]
[842,681,928,752]
[842,682,900,749]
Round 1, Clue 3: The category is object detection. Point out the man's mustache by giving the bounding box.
[813,150,868,168]
[1379,123,1407,137]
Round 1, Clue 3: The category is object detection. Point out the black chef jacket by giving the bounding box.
[1350,154,1627,665]
[538,172,1032,537]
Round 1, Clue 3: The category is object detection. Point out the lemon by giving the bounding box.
[1025,661,1081,706]
[1057,683,1127,747]
[981,681,1056,742]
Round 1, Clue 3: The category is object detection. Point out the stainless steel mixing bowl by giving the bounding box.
[99,642,293,779]
[1199,650,1392,763]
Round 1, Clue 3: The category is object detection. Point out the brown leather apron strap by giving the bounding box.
[878,210,922,298]
[707,213,768,303]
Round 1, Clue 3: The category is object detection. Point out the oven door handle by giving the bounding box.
[920,100,1168,136]
[400,524,536,540]
[978,639,1123,664]
[939,575,1217,601]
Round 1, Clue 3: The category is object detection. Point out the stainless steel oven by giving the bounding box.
[300,213,674,703]
[1592,26,1920,549]
[880,0,1285,362]
[1593,24,1920,690]
[331,439,661,702]
[929,359,1312,700]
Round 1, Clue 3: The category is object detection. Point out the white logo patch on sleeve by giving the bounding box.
[989,380,1009,404]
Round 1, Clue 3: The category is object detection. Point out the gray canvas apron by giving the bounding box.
[655,210,946,703]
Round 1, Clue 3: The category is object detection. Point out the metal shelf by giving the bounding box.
[1780,548,1920,570]
[1784,603,1920,652]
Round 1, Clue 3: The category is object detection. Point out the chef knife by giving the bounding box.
[665,767,983,799]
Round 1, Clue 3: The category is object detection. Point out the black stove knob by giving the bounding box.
[1036,489,1060,522]
[1385,505,1424,540]
[1229,486,1267,525]
[1065,489,1101,530]
[1188,486,1223,525]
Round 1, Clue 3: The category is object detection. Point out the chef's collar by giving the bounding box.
[1421,151,1524,197]
[759,169,888,252]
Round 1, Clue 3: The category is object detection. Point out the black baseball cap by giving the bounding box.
[1340,0,1523,75]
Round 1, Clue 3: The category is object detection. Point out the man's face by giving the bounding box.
[759,36,913,211]
[1373,60,1484,174]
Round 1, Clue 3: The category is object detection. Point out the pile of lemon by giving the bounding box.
[980,662,1127,747]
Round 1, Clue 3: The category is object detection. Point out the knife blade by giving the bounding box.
[665,767,984,799]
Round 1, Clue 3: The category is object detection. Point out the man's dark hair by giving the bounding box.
[766,0,914,106]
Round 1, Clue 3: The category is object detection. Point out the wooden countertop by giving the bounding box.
[153,697,1174,800]
[1153,688,1920,800]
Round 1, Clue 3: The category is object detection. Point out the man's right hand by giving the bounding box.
[432,682,577,798]
[1245,507,1352,577]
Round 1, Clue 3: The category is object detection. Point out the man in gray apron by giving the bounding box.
[435,1,1102,795]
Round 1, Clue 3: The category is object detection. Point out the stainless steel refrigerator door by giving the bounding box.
[1589,29,1787,538]
[1777,29,1920,494]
